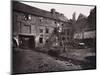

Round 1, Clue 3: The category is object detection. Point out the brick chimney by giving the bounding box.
[51,8,56,14]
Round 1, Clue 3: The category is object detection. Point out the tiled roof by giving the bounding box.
[12,1,68,22]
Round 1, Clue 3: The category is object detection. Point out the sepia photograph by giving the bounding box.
[12,0,96,74]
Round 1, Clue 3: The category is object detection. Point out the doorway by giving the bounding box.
[19,34,35,49]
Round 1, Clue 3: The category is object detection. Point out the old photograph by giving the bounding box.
[12,0,96,74]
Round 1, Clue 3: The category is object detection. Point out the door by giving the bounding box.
[19,35,35,49]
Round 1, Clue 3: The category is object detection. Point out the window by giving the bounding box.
[67,37,70,40]
[58,27,62,32]
[39,29,43,33]
[46,28,49,33]
[22,25,31,33]
[62,37,65,40]
[24,14,31,20]
[62,24,64,26]
[57,23,60,27]
[60,42,62,46]
[46,40,48,43]
[39,17,43,22]
[54,27,57,33]
[39,37,43,43]
[54,21,57,24]
[28,15,32,20]
[24,14,28,20]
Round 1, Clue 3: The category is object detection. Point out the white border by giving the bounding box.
[0,0,99,75]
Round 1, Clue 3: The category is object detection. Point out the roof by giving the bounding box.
[12,1,68,22]
[77,13,87,21]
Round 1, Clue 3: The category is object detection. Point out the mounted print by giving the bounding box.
[12,0,96,74]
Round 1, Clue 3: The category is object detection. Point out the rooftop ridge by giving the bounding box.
[12,1,68,22]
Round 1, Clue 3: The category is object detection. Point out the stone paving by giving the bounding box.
[13,48,81,74]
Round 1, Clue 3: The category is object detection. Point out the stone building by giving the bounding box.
[73,9,96,40]
[73,7,96,48]
[12,1,73,49]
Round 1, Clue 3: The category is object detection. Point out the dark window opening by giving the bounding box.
[54,22,57,24]
[39,37,43,43]
[60,42,62,46]
[62,37,65,40]
[46,40,48,43]
[54,27,57,33]
[62,24,64,26]
[24,14,28,20]
[40,29,43,33]
[46,28,49,33]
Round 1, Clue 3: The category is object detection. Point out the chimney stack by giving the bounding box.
[72,12,76,21]
[51,8,56,14]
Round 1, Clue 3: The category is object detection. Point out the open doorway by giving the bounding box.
[19,34,35,49]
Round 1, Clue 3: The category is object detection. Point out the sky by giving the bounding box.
[21,1,95,20]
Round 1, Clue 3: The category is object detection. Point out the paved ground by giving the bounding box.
[13,48,81,74]
[60,48,96,61]
[59,48,96,69]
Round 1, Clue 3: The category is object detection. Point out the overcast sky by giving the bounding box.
[21,1,94,20]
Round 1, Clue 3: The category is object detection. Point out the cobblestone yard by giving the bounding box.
[13,48,82,74]
[59,48,96,69]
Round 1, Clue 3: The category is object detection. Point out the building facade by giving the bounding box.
[73,7,96,48]
[12,1,73,48]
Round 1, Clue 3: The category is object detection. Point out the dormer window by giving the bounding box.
[24,14,31,20]
[28,15,31,20]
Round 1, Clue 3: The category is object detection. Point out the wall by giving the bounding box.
[13,10,68,48]
[74,30,96,39]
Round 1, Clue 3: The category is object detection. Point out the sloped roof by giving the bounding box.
[77,13,87,21]
[12,1,68,22]
[74,13,88,32]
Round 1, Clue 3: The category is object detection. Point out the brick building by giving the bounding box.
[12,1,73,48]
